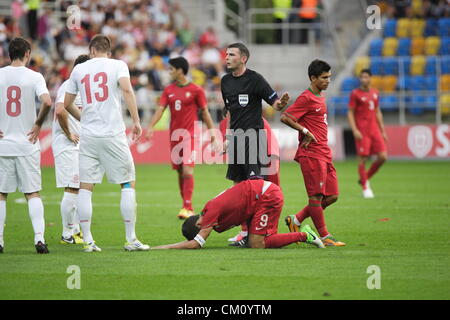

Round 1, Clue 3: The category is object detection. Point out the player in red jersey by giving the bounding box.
[280,59,345,247]
[151,179,324,249]
[348,69,388,199]
[146,57,217,219]
[219,109,281,243]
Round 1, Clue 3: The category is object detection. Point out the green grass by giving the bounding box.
[0,161,449,300]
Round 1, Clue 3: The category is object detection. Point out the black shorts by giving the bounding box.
[226,129,269,182]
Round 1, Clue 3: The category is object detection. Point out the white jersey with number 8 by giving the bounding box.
[66,57,130,137]
[0,66,49,156]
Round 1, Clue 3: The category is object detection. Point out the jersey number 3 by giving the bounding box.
[6,86,21,117]
[81,72,109,104]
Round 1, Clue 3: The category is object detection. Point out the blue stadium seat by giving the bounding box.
[410,76,426,91]
[425,95,438,109]
[370,57,384,75]
[329,96,349,115]
[441,56,450,74]
[341,77,359,92]
[383,57,398,75]
[438,18,450,37]
[398,56,411,75]
[409,95,426,115]
[369,39,383,56]
[398,76,411,90]
[425,75,438,91]
[439,37,450,55]
[379,95,398,112]
[398,38,411,56]
[384,19,397,37]
[425,56,437,75]
[425,19,439,36]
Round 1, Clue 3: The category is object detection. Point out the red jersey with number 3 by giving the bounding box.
[160,82,207,133]
[283,89,332,163]
[349,88,380,133]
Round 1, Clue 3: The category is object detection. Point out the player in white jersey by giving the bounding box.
[0,37,52,254]
[52,54,90,245]
[64,34,149,252]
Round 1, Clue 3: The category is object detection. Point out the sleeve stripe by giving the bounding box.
[283,112,298,121]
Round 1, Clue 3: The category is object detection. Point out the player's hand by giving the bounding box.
[382,131,388,142]
[0,130,3,139]
[274,92,290,111]
[210,135,221,153]
[68,133,79,145]
[145,126,154,140]
[131,122,142,142]
[222,139,229,154]
[300,131,317,149]
[27,125,41,144]
[353,130,363,140]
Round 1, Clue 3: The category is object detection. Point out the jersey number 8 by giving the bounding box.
[6,86,21,117]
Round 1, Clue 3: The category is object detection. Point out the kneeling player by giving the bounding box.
[152,179,324,249]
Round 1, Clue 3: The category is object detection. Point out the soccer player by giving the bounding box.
[221,42,289,184]
[348,69,388,198]
[146,57,217,220]
[52,54,90,245]
[151,179,324,249]
[64,34,149,252]
[0,37,52,254]
[280,59,346,247]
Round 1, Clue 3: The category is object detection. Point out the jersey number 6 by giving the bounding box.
[81,72,109,104]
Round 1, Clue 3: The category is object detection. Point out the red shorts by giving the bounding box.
[299,156,339,197]
[355,132,386,157]
[248,184,283,236]
[170,136,197,170]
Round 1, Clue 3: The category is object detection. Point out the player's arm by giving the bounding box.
[152,227,213,249]
[375,108,388,141]
[272,92,290,111]
[347,108,362,140]
[28,93,52,144]
[146,105,165,139]
[64,93,81,121]
[200,107,219,145]
[280,113,317,148]
[119,76,142,142]
[55,102,79,144]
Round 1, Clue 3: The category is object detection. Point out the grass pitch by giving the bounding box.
[0,161,449,300]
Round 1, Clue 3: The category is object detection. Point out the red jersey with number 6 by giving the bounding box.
[282,89,332,163]
[160,82,207,134]
[348,88,380,134]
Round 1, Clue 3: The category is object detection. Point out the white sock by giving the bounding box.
[28,197,45,244]
[293,216,301,226]
[61,192,77,238]
[120,188,137,243]
[240,231,248,237]
[77,189,93,244]
[0,200,6,246]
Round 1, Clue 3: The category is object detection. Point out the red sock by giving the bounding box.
[367,159,384,179]
[295,205,309,223]
[358,163,368,189]
[307,200,329,237]
[182,174,194,211]
[264,232,307,248]
[178,174,184,203]
[241,223,248,232]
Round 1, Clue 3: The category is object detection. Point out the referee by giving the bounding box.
[221,43,289,183]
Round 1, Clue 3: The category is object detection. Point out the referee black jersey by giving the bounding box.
[221,68,278,131]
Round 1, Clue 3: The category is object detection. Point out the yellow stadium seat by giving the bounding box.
[424,37,441,55]
[354,56,370,76]
[371,76,383,91]
[411,0,423,17]
[410,55,426,75]
[383,37,399,56]
[381,75,398,92]
[440,75,450,91]
[410,19,425,38]
[440,94,450,115]
[411,37,425,55]
[397,18,411,38]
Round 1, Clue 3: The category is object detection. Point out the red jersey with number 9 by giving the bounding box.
[348,88,380,134]
[160,82,207,134]
[283,89,332,163]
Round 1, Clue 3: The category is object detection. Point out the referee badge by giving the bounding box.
[238,94,249,107]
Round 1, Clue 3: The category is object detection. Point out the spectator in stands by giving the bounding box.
[386,0,412,18]
[199,27,219,48]
[272,0,292,44]
[298,0,319,44]
[26,0,40,40]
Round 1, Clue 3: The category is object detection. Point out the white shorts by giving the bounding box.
[0,151,41,194]
[54,150,80,189]
[79,133,135,184]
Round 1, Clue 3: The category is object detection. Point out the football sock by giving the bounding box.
[264,232,307,248]
[358,163,368,189]
[295,205,309,224]
[120,188,137,243]
[266,172,280,186]
[0,200,5,246]
[77,189,93,244]
[28,197,45,244]
[182,174,194,211]
[241,223,248,232]
[367,159,384,179]
[307,199,329,238]
[61,192,77,238]
[178,174,184,203]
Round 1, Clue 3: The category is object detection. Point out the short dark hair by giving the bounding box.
[360,69,372,76]
[168,56,189,75]
[8,37,31,61]
[74,54,90,67]
[182,215,200,240]
[227,42,250,63]
[89,34,111,53]
[308,59,331,80]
